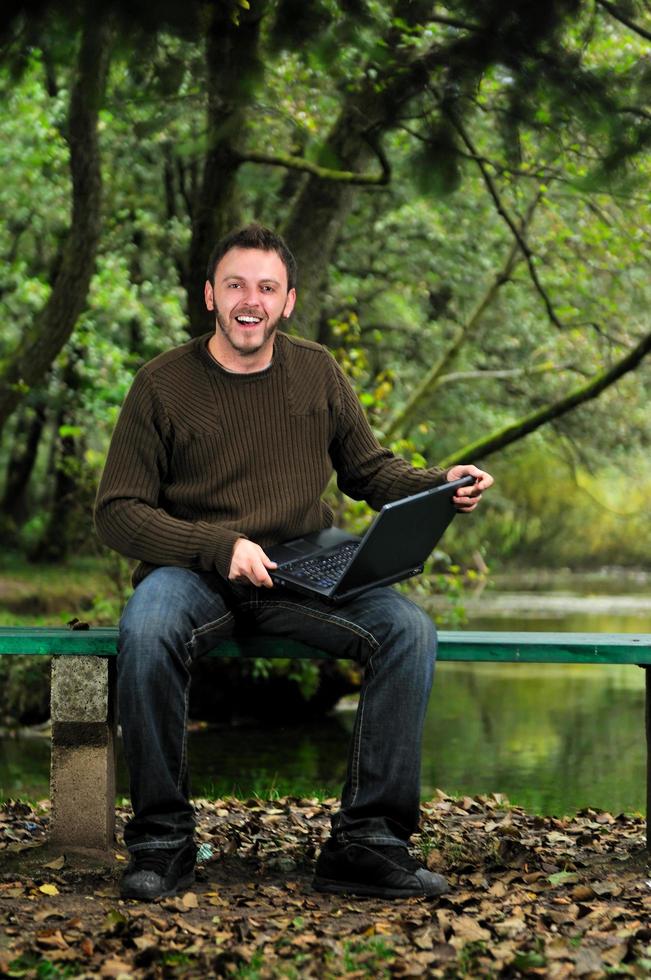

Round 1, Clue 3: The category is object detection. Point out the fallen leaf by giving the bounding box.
[450,915,492,944]
[570,885,594,901]
[174,915,207,936]
[548,872,579,887]
[43,854,66,870]
[34,908,64,922]
[35,929,68,950]
[38,883,60,896]
[100,958,134,977]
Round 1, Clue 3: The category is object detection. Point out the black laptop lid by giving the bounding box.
[335,476,473,594]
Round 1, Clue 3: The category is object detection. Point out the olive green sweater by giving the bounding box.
[95,332,446,585]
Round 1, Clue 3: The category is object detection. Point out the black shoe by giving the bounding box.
[120,841,197,901]
[313,839,449,899]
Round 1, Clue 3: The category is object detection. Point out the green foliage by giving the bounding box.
[2,2,651,572]
[0,656,50,725]
[6,953,80,979]
[451,438,651,568]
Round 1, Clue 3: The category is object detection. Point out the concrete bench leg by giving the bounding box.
[50,656,116,854]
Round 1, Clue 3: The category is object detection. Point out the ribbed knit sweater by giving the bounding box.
[95,332,446,585]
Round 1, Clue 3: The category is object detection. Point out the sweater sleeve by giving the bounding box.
[328,358,447,508]
[94,368,243,577]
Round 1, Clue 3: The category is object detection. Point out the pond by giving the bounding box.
[1,570,650,816]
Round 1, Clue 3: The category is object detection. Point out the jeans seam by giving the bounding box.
[190,610,235,641]
[177,660,191,794]
[340,834,408,847]
[240,600,381,651]
[349,647,375,808]
[129,838,190,852]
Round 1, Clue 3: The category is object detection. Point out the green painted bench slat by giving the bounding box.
[1,627,651,664]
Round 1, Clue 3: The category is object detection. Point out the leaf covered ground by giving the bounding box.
[1,794,650,979]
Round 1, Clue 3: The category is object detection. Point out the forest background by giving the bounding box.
[0,0,650,719]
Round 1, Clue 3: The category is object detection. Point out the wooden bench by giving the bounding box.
[1,627,650,853]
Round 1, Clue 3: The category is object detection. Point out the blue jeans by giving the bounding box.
[118,567,437,852]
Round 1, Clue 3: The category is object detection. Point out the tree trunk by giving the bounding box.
[31,355,85,563]
[184,2,267,338]
[0,4,111,436]
[0,396,48,528]
[281,4,448,339]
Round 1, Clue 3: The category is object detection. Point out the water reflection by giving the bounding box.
[2,661,645,817]
[419,662,645,815]
[1,575,649,815]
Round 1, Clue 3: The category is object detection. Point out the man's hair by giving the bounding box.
[206,223,297,291]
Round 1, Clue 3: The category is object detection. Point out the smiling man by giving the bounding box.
[95,223,493,902]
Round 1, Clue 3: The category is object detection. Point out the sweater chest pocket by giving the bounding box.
[169,429,225,483]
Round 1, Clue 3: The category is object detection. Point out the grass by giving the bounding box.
[201,779,334,802]
[0,551,125,626]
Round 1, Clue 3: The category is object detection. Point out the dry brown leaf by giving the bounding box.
[570,885,594,901]
[181,891,199,908]
[591,880,622,897]
[426,848,446,872]
[488,880,508,898]
[450,915,492,944]
[35,929,69,950]
[600,941,628,965]
[412,925,436,950]
[43,855,66,870]
[174,915,207,936]
[100,957,134,977]
[494,914,528,938]
[148,915,169,931]
[33,908,63,923]
[572,946,605,974]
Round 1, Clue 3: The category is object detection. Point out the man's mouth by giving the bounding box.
[235,314,263,326]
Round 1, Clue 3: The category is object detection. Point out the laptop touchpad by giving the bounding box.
[283,539,316,555]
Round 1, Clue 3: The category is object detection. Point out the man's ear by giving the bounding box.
[283,287,297,319]
[204,281,214,311]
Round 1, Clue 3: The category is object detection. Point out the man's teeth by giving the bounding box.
[236,315,262,324]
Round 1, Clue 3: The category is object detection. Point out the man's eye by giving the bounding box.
[228,282,241,288]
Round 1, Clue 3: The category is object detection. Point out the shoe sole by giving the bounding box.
[120,871,196,901]
[312,876,444,899]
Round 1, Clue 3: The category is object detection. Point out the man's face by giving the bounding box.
[204,247,296,363]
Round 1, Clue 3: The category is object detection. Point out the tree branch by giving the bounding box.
[596,0,651,42]
[436,362,564,385]
[436,328,651,468]
[445,107,566,331]
[382,195,539,442]
[237,140,391,186]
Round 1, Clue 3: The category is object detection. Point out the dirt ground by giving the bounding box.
[1,794,650,978]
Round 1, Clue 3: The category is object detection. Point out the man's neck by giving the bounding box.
[207,334,275,374]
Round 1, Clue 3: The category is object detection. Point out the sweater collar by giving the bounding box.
[196,332,285,379]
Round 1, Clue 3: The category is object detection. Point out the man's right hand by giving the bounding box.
[228,539,277,588]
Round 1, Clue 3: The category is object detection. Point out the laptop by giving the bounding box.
[267,474,474,603]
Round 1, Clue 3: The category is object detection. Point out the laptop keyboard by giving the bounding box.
[280,542,359,589]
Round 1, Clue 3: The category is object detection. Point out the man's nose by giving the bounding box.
[239,288,260,307]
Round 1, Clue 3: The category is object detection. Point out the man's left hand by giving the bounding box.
[446,463,493,513]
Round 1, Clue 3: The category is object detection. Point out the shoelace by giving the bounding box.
[369,845,422,872]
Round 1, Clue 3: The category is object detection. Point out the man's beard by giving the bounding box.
[214,307,280,357]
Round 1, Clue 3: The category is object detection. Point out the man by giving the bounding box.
[95,223,493,902]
